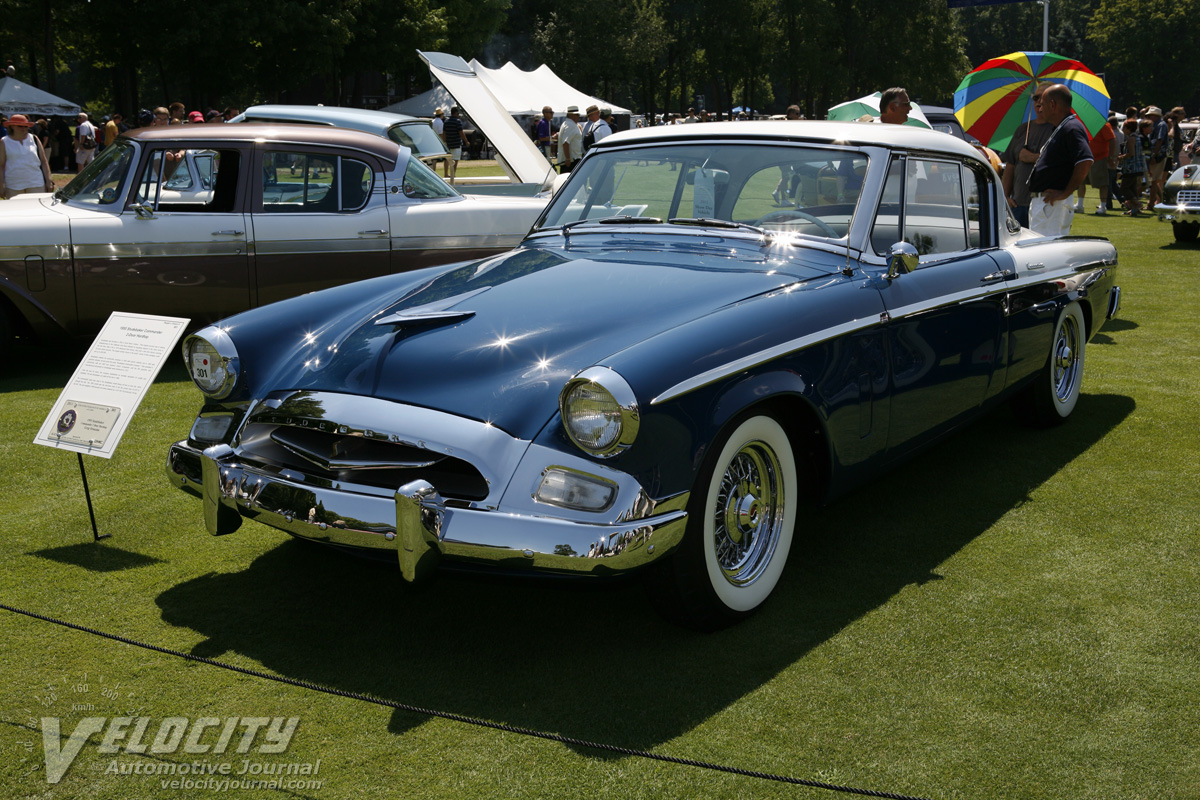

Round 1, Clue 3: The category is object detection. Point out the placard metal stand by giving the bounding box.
[77,452,110,541]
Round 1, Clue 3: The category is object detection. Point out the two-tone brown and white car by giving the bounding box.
[0,124,548,342]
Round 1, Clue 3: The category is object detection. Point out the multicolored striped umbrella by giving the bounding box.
[953,51,1111,153]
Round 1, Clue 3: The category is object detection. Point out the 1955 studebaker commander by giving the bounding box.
[166,121,1121,628]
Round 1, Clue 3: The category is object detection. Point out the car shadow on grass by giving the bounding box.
[154,393,1134,753]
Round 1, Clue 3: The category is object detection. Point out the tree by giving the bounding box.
[1090,0,1200,110]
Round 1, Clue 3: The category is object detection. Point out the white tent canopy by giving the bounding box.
[0,77,80,116]
[383,58,629,118]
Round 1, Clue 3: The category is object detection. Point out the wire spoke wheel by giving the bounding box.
[712,441,786,588]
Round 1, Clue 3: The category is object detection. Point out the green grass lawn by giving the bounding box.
[1,210,1197,799]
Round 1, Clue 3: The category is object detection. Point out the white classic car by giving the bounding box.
[0,124,548,342]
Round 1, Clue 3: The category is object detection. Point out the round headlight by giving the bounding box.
[183,328,240,399]
[560,367,639,457]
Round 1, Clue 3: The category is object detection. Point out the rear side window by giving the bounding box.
[261,151,373,212]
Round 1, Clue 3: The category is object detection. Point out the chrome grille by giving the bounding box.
[237,421,489,500]
[1176,190,1200,204]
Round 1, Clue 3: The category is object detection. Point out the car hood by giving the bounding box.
[282,237,838,440]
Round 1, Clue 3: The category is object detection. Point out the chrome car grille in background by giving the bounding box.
[1177,190,1200,204]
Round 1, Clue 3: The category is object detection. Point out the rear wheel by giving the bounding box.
[646,414,798,629]
[1013,301,1087,427]
[1172,221,1199,243]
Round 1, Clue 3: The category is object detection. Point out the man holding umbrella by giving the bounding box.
[1027,84,1093,236]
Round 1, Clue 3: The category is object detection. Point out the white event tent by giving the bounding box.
[384,59,629,119]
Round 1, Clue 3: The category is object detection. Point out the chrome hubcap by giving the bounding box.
[1053,316,1080,403]
[713,440,784,587]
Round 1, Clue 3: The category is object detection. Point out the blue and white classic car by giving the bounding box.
[167,121,1121,628]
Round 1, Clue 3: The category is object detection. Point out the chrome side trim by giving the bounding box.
[253,238,392,256]
[0,244,70,261]
[651,317,859,405]
[391,233,525,250]
[651,260,1112,406]
[73,242,247,260]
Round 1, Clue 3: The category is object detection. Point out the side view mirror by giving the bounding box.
[131,201,156,220]
[885,241,918,280]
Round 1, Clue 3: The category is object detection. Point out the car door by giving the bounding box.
[69,143,252,331]
[868,155,1008,453]
[249,146,392,306]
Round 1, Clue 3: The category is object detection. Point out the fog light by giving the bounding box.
[535,468,616,512]
[190,413,235,444]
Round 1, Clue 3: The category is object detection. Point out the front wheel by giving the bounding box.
[646,414,798,629]
[1013,301,1087,427]
[1172,221,1199,243]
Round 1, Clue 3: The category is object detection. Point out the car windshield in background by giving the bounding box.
[538,143,868,240]
[58,140,136,206]
[388,121,450,160]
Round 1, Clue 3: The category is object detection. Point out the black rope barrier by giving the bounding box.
[1,601,935,800]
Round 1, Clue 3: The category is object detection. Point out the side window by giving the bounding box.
[261,152,373,212]
[872,157,973,258]
[136,148,236,212]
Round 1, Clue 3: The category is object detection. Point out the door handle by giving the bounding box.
[358,229,388,236]
[980,270,1013,284]
[211,230,244,236]
[1030,300,1057,317]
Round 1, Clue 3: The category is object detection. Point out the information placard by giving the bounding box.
[35,312,189,458]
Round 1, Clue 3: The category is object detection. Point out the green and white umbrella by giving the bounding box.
[826,92,931,128]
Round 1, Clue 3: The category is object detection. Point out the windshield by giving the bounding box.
[388,121,450,160]
[538,142,868,240]
[58,140,136,207]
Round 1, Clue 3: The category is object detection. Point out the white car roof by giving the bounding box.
[234,105,424,134]
[597,120,984,161]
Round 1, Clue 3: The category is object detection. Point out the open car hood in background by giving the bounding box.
[419,51,556,188]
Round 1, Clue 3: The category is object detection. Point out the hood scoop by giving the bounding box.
[372,286,490,329]
[374,309,475,328]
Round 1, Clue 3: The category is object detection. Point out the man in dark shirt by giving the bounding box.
[440,106,465,184]
[1027,84,1093,236]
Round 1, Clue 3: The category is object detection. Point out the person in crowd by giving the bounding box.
[682,107,699,124]
[1118,117,1145,216]
[582,104,611,152]
[0,113,7,136]
[536,105,554,158]
[1169,107,1187,161]
[167,102,186,125]
[0,114,55,198]
[440,106,465,184]
[187,110,204,124]
[206,109,223,124]
[430,108,447,177]
[103,113,121,146]
[223,107,240,121]
[1145,106,1168,210]
[879,87,911,125]
[74,112,98,172]
[1001,84,1054,228]
[1080,110,1117,215]
[1106,116,1125,211]
[151,107,170,126]
[555,105,582,173]
[1027,84,1093,236]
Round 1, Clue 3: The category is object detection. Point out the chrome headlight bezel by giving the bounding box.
[559,367,640,458]
[182,327,240,400]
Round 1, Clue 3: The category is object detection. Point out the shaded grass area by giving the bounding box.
[0,212,1197,799]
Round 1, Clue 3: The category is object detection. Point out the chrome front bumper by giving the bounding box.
[166,440,688,581]
[1154,203,1200,222]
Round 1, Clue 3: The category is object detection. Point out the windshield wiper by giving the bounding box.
[668,217,768,237]
[596,215,663,224]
